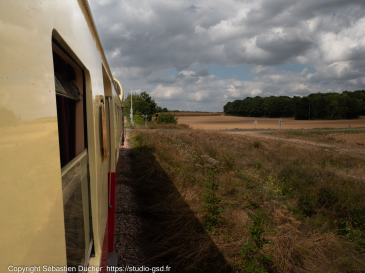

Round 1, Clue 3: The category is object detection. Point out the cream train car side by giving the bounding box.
[0,1,124,272]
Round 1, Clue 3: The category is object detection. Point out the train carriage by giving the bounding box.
[0,1,124,272]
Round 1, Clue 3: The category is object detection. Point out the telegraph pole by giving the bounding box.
[130,86,134,128]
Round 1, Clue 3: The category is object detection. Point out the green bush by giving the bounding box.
[200,170,224,232]
[317,186,339,208]
[297,190,318,216]
[157,113,178,124]
[351,208,365,227]
[133,114,145,125]
[239,209,273,272]
[251,141,262,149]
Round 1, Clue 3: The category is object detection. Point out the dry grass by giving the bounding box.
[126,140,231,272]
[130,129,365,272]
[129,122,190,130]
[159,112,223,117]
[272,227,363,272]
[265,130,365,144]
[177,115,365,130]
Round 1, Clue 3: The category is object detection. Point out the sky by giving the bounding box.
[89,0,365,112]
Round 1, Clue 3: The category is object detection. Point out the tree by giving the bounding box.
[223,90,365,120]
[295,97,310,120]
[223,102,232,114]
[250,96,264,117]
[327,99,339,119]
[123,91,157,121]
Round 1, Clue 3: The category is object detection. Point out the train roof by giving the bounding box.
[81,0,116,86]
[113,78,124,104]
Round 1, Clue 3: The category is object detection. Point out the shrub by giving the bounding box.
[133,114,145,125]
[297,190,318,216]
[157,113,178,124]
[251,141,262,149]
[238,209,273,272]
[220,152,235,171]
[351,208,365,227]
[200,170,224,231]
[317,186,339,208]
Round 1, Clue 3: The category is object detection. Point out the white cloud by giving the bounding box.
[251,89,262,96]
[89,0,365,111]
[151,85,183,99]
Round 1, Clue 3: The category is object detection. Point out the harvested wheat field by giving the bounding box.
[171,112,223,117]
[178,115,365,130]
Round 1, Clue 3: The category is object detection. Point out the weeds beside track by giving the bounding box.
[129,129,365,272]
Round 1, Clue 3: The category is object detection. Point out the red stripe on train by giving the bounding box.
[108,172,116,253]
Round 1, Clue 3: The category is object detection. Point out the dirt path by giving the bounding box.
[225,131,365,159]
[114,134,151,271]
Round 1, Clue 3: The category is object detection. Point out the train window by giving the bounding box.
[61,151,88,269]
[53,42,85,167]
[52,40,92,270]
[54,53,82,101]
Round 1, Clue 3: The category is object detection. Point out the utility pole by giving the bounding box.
[130,86,134,128]
[309,103,310,120]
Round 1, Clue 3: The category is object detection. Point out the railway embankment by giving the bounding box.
[114,133,230,272]
[121,129,365,272]
[114,136,150,268]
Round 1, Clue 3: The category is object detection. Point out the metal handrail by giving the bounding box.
[61,149,88,205]
[61,149,88,177]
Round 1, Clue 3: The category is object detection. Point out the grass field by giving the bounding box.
[263,130,365,146]
[178,115,365,130]
[129,129,365,272]
[128,122,190,130]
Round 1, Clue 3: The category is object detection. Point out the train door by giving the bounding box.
[101,66,112,209]
[102,65,117,253]
[106,96,112,205]
[52,37,93,271]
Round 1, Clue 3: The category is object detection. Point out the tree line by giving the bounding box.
[223,90,365,120]
[123,92,176,124]
[123,92,181,121]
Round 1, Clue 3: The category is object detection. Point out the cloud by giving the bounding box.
[195,68,209,77]
[186,4,201,12]
[175,69,209,81]
[150,85,183,100]
[251,89,262,96]
[89,0,365,111]
[146,77,177,84]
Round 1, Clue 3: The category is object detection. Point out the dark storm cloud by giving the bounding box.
[89,0,365,111]
[255,35,313,65]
